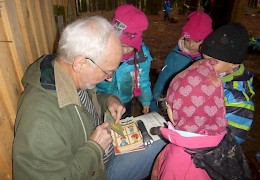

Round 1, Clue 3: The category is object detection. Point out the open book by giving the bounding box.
[111,117,145,155]
[106,112,167,155]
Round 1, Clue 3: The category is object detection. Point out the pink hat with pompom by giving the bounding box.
[166,59,227,135]
[112,4,148,50]
[182,11,213,41]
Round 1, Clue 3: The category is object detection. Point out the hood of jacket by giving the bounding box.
[21,54,81,108]
[153,123,225,180]
[22,54,56,92]
[160,124,225,149]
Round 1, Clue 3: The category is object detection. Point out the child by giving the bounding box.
[201,22,255,144]
[163,0,172,21]
[151,11,213,112]
[151,59,250,179]
[96,4,153,118]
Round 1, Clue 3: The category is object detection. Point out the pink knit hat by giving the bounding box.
[182,11,213,41]
[112,4,148,50]
[166,59,228,135]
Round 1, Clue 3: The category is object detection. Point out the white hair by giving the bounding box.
[57,16,118,64]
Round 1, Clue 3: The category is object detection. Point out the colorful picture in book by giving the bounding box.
[130,133,140,143]
[119,136,129,146]
[111,119,144,154]
[127,124,136,134]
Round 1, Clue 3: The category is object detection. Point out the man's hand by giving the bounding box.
[89,122,112,150]
[107,96,126,124]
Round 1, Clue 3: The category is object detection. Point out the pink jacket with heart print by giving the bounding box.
[151,126,226,180]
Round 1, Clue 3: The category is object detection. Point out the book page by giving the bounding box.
[133,112,167,141]
[107,112,167,155]
[111,117,144,155]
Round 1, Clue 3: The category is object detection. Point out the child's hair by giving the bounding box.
[182,11,213,41]
[201,22,249,64]
[112,4,148,50]
[166,59,228,135]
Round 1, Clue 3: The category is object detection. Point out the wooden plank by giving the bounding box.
[2,0,28,87]
[0,11,21,123]
[25,0,43,61]
[14,0,34,63]
[0,46,20,124]
[40,0,56,52]
[0,142,12,180]
[0,98,14,179]
[16,0,38,64]
[34,0,49,55]
[0,43,19,119]
[0,83,15,180]
[0,4,18,178]
[0,2,20,179]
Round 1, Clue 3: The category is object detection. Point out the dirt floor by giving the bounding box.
[89,6,260,179]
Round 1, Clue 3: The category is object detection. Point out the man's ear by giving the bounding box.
[72,56,85,72]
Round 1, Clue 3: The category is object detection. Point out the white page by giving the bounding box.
[133,112,167,141]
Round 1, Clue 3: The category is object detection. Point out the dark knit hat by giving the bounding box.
[201,22,249,64]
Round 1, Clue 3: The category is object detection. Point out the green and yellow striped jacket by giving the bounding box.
[222,64,255,144]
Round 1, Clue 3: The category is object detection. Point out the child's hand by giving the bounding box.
[142,106,150,114]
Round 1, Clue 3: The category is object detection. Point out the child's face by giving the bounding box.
[166,101,178,126]
[122,43,134,55]
[184,38,203,54]
[203,54,239,74]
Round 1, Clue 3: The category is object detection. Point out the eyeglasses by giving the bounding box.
[86,58,115,79]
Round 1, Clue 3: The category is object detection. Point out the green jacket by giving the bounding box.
[13,55,111,180]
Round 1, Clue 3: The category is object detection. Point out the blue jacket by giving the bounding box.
[164,1,172,14]
[151,45,202,111]
[96,42,153,106]
[222,64,255,144]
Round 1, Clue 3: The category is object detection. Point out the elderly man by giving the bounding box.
[13,16,124,179]
[13,16,165,180]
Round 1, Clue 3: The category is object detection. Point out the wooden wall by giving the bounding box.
[0,0,76,179]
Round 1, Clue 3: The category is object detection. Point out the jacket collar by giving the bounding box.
[161,127,225,149]
[221,64,244,82]
[54,61,81,108]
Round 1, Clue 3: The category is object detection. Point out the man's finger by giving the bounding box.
[100,122,110,128]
